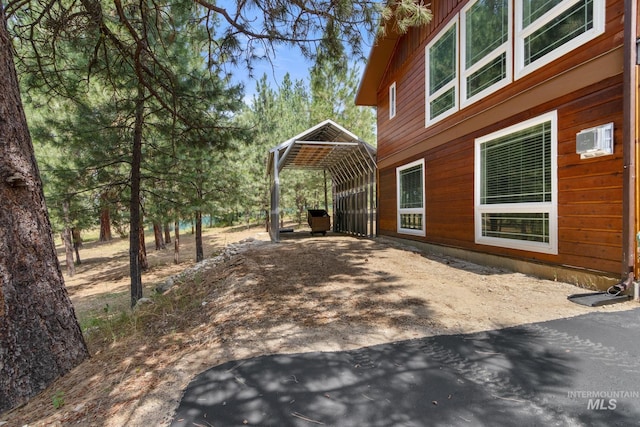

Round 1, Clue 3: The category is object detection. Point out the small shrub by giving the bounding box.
[52,391,65,409]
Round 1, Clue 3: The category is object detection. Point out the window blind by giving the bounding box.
[480,121,551,205]
[400,164,423,209]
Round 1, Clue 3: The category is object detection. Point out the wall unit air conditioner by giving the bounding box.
[576,123,614,159]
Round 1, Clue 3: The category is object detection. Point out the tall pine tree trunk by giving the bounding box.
[174,220,180,264]
[62,200,75,277]
[72,228,82,265]
[99,200,112,242]
[139,223,148,271]
[195,211,204,262]
[163,222,171,244]
[153,222,165,250]
[129,83,145,307]
[0,9,89,412]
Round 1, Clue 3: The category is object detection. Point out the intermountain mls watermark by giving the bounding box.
[567,390,640,410]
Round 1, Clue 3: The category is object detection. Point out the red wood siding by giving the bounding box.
[377,0,625,164]
[378,75,624,274]
[373,0,627,275]
[378,168,397,232]
[556,77,624,273]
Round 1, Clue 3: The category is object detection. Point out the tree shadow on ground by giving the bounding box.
[171,318,640,427]
[8,230,638,426]
[192,235,438,357]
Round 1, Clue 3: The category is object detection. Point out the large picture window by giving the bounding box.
[461,0,511,104]
[397,159,426,236]
[424,0,605,124]
[516,0,605,77]
[475,111,557,253]
[426,20,458,125]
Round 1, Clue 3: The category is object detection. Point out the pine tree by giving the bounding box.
[0,7,89,413]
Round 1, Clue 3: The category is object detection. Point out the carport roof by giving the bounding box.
[267,120,376,175]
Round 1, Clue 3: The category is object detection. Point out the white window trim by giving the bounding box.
[397,158,426,237]
[425,18,459,127]
[515,0,606,79]
[474,111,558,254]
[389,82,397,119]
[460,0,513,107]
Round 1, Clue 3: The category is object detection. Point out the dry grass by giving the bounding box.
[2,224,265,426]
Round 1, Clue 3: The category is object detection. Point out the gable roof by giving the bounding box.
[267,119,375,174]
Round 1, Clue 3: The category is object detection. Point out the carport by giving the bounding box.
[267,120,377,242]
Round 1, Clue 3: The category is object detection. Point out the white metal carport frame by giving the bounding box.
[267,120,377,242]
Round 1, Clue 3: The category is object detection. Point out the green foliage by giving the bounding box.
[80,299,141,345]
[15,1,248,239]
[238,39,377,223]
[310,26,377,144]
[10,0,409,251]
[52,391,65,410]
[25,91,126,234]
[379,0,433,37]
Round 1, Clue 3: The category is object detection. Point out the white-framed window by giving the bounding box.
[474,111,558,254]
[389,82,397,119]
[397,159,426,236]
[426,19,458,126]
[461,0,512,105]
[515,0,606,78]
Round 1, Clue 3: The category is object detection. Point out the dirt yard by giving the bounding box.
[2,224,636,426]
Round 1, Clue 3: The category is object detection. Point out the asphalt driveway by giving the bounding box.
[171,307,640,427]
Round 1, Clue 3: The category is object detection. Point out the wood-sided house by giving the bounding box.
[356,0,639,288]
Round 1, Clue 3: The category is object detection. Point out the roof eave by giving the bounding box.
[355,30,400,106]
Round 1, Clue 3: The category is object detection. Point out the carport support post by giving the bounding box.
[369,169,375,237]
[324,170,329,212]
[271,149,280,242]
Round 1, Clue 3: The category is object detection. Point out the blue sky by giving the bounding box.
[231,44,316,104]
[230,42,374,106]
[215,2,376,105]
[214,1,318,103]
